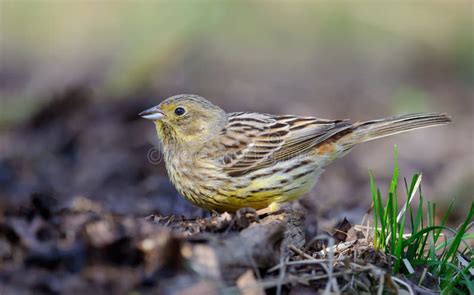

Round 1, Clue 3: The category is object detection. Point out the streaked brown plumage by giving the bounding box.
[140,94,451,213]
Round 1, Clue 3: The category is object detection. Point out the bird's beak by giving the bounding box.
[139,106,165,120]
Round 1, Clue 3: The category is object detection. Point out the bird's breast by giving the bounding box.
[164,153,226,209]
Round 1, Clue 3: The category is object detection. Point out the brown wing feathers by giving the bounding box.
[220,113,351,176]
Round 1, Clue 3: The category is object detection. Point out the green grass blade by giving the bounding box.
[440,203,474,274]
[416,191,428,261]
[377,188,386,248]
[427,201,437,262]
[403,225,451,245]
[414,193,423,236]
[394,186,412,273]
[435,200,454,242]
[369,171,380,248]
[389,145,399,195]
[435,233,474,252]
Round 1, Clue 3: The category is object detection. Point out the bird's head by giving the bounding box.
[140,94,227,148]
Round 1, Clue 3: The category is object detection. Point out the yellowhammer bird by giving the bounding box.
[140,94,450,213]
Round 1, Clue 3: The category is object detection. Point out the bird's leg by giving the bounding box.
[256,202,281,216]
[256,207,271,216]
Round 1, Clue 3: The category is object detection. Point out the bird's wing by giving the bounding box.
[216,112,352,177]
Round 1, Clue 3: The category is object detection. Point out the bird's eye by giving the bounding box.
[174,107,186,116]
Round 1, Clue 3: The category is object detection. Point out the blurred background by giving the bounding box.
[1,1,473,224]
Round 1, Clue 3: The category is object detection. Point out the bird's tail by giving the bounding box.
[342,113,451,146]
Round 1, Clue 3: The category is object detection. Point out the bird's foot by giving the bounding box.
[256,202,281,216]
[234,207,259,229]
